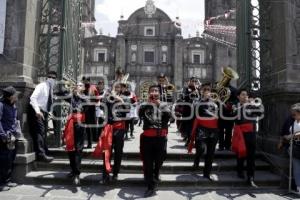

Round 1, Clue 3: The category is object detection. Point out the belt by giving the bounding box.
[143,128,168,137]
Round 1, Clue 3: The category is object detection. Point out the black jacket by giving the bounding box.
[139,102,173,130]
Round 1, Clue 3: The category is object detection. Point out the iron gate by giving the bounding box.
[38,0,83,147]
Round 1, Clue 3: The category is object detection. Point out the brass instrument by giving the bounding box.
[140,81,156,102]
[161,77,176,102]
[210,66,239,103]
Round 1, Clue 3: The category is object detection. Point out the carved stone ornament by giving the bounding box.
[144,0,156,18]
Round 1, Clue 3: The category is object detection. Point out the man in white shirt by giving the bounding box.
[29,71,57,162]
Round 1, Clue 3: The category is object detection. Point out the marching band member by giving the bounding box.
[93,83,128,184]
[62,82,86,185]
[139,85,173,197]
[82,77,99,148]
[120,83,138,140]
[179,77,201,146]
[218,84,238,151]
[96,79,107,139]
[188,83,219,180]
[231,89,262,187]
[157,74,173,103]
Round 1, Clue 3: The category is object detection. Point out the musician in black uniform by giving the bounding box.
[232,89,263,187]
[62,83,86,185]
[157,74,173,103]
[218,85,238,151]
[139,85,173,197]
[188,83,219,180]
[180,77,201,145]
[93,83,128,184]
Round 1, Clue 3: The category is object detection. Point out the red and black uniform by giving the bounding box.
[188,98,219,177]
[62,94,86,177]
[83,84,99,147]
[179,86,199,143]
[93,98,128,182]
[139,102,173,190]
[218,85,238,150]
[232,104,261,179]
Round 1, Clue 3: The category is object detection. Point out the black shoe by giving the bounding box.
[144,188,155,197]
[154,174,161,183]
[100,176,110,184]
[237,172,245,179]
[192,164,199,171]
[130,134,134,138]
[85,144,92,149]
[203,174,213,181]
[37,155,53,163]
[218,147,224,151]
[247,177,258,188]
[112,174,118,181]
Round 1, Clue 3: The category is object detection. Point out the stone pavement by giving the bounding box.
[0,185,297,200]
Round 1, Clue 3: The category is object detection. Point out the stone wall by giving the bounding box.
[0,0,42,181]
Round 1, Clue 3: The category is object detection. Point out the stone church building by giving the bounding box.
[83,0,216,95]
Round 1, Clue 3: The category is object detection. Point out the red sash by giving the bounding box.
[232,123,254,158]
[62,113,85,152]
[188,118,218,153]
[143,128,168,137]
[92,121,125,173]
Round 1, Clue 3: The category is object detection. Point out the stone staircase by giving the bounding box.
[24,125,282,189]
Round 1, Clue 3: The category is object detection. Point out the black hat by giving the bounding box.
[2,86,18,97]
[47,71,57,79]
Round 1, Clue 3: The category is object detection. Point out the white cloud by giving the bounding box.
[94,0,205,38]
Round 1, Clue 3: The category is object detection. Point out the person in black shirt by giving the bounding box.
[232,89,263,187]
[62,83,86,185]
[139,85,173,197]
[188,83,219,180]
[0,86,21,191]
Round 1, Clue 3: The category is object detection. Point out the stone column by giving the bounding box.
[0,0,41,181]
[174,35,183,89]
[116,34,126,73]
[258,0,300,187]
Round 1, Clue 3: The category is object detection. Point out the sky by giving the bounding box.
[94,0,205,38]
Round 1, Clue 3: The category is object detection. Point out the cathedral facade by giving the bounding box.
[83,0,215,95]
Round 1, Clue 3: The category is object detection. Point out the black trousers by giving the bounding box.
[182,119,194,141]
[102,129,125,179]
[237,132,256,178]
[67,123,84,175]
[125,119,134,137]
[0,147,16,185]
[194,129,218,176]
[218,119,234,149]
[84,105,97,145]
[68,151,82,176]
[142,136,167,189]
[28,105,48,157]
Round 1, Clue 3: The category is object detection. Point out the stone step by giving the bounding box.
[35,159,271,173]
[24,170,281,188]
[48,148,264,161]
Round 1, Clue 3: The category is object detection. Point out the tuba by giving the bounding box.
[210,67,239,103]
